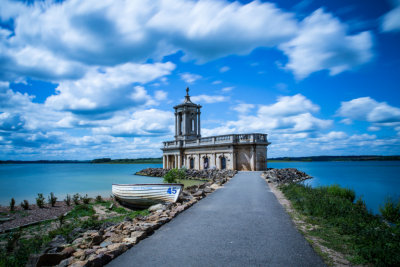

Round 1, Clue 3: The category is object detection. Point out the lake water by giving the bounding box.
[0,161,399,213]
[269,161,400,213]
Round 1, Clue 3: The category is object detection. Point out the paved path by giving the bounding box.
[107,171,325,267]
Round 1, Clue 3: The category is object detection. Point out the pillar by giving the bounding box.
[163,155,166,169]
[174,112,177,138]
[251,146,256,171]
[166,155,169,169]
[197,109,201,137]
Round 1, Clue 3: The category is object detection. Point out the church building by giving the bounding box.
[161,88,270,171]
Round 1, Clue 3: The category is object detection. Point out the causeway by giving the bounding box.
[107,171,325,266]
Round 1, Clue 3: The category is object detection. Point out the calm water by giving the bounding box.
[0,163,163,206]
[0,162,399,213]
[269,161,400,213]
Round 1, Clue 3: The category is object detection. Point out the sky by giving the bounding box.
[0,0,400,160]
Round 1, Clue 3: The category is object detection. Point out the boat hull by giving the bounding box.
[112,183,184,208]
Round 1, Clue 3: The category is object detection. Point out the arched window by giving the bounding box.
[221,157,226,170]
[203,157,209,169]
[190,158,194,169]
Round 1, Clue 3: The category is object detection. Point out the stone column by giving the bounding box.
[166,155,169,169]
[177,154,181,168]
[214,153,217,168]
[198,154,201,170]
[233,152,237,170]
[163,155,166,169]
[174,112,177,138]
[197,109,201,137]
[251,146,256,171]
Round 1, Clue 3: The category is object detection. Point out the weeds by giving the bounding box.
[281,183,400,266]
[9,198,15,212]
[72,193,80,205]
[379,196,400,224]
[95,195,103,203]
[20,200,29,210]
[64,194,71,206]
[48,192,57,207]
[164,168,186,183]
[80,194,91,205]
[36,193,45,208]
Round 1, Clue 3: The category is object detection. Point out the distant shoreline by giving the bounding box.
[1,155,399,164]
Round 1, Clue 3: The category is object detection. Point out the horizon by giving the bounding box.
[1,0,400,160]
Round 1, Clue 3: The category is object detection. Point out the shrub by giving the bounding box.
[9,198,15,211]
[64,194,71,206]
[36,193,45,208]
[80,194,91,205]
[320,184,356,202]
[379,197,400,224]
[95,195,103,203]
[164,168,186,183]
[48,192,57,207]
[72,193,80,205]
[20,200,29,210]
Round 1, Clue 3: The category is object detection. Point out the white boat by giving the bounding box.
[112,183,184,208]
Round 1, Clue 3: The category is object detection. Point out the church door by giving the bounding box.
[221,157,226,170]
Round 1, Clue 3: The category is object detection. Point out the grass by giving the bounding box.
[0,202,148,267]
[281,183,400,266]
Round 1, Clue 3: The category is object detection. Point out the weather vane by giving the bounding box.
[186,87,189,96]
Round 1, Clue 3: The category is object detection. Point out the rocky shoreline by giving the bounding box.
[26,169,237,267]
[136,168,237,180]
[262,168,312,185]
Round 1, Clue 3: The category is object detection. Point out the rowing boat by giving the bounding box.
[112,183,184,208]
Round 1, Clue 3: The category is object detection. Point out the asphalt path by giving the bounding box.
[107,171,325,267]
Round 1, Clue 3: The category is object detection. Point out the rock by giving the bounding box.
[124,216,132,222]
[35,252,67,267]
[45,235,67,252]
[70,260,88,267]
[72,237,84,246]
[193,190,204,197]
[157,217,170,225]
[61,246,75,257]
[148,203,166,212]
[210,184,220,190]
[108,203,114,210]
[90,232,103,246]
[100,241,112,248]
[203,187,212,193]
[122,237,138,244]
[73,250,85,258]
[130,230,147,241]
[58,256,75,267]
[86,253,113,267]
[106,243,128,258]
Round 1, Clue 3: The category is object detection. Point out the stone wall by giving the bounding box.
[262,168,312,185]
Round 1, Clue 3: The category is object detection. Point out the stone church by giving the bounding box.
[161,88,270,171]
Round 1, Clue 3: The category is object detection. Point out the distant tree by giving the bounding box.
[91,158,112,163]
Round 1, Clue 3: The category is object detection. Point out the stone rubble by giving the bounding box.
[29,169,236,267]
[262,168,312,185]
[135,168,237,181]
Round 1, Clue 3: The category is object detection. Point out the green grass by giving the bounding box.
[281,183,400,266]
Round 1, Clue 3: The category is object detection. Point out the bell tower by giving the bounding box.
[174,87,201,140]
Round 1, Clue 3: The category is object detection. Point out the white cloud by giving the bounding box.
[191,94,229,104]
[93,109,174,137]
[45,62,175,115]
[258,94,319,117]
[220,66,230,73]
[222,86,234,92]
[368,126,380,132]
[280,8,373,79]
[203,94,332,136]
[233,103,255,114]
[180,73,202,84]
[212,80,222,85]
[382,0,400,32]
[337,97,400,124]
[154,90,167,101]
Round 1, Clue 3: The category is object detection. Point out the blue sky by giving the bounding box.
[1,0,400,160]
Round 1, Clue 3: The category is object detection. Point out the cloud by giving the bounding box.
[279,8,373,79]
[45,62,175,115]
[0,0,299,82]
[191,94,229,104]
[337,97,400,124]
[381,0,400,32]
[233,103,255,113]
[180,72,202,84]
[203,94,332,136]
[220,66,230,73]
[222,86,234,92]
[154,90,167,101]
[93,109,174,137]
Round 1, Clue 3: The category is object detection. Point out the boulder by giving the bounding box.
[35,252,68,267]
[148,203,166,212]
